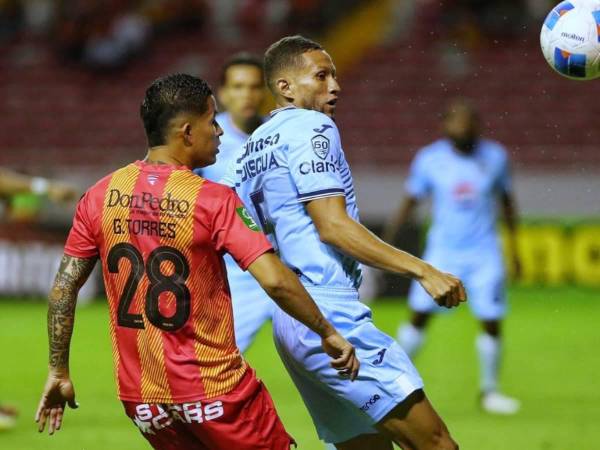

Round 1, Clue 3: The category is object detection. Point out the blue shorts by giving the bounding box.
[409,247,506,320]
[273,287,424,444]
[226,255,274,352]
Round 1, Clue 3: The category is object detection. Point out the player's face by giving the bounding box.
[190,95,223,167]
[219,65,265,121]
[289,50,340,118]
[444,108,479,152]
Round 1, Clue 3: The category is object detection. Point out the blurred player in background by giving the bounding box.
[0,168,76,205]
[35,74,359,449]
[194,52,273,352]
[0,168,76,430]
[384,99,521,415]
[227,35,466,450]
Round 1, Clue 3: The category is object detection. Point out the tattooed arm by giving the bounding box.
[35,254,97,435]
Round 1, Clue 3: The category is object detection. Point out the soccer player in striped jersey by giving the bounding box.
[35,74,359,450]
[194,53,273,352]
[226,35,465,450]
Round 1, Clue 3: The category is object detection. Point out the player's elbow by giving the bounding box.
[260,273,293,300]
[315,216,349,247]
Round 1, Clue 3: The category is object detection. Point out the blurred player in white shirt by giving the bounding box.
[194,53,273,352]
[384,99,521,415]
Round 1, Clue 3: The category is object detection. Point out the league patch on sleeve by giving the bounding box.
[311,134,330,159]
[236,206,260,231]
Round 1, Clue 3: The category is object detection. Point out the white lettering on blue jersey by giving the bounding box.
[226,106,362,289]
[407,138,512,251]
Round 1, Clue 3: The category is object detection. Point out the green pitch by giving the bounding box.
[1,286,598,449]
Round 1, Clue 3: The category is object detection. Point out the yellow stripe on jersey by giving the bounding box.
[100,163,141,398]
[137,169,203,402]
[187,175,246,398]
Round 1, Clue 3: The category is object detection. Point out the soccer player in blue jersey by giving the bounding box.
[224,35,466,450]
[194,53,273,352]
[384,99,521,415]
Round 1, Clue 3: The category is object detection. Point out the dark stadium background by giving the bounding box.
[0,1,598,449]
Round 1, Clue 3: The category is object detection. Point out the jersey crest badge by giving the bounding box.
[236,206,260,232]
[311,134,330,159]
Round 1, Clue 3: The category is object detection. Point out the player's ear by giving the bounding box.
[182,122,193,147]
[276,78,292,100]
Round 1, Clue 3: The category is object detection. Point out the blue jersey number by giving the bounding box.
[250,189,278,251]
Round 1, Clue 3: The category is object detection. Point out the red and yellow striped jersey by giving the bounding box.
[64,161,272,403]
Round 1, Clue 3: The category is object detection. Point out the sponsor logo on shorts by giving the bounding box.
[133,402,225,434]
[360,394,381,412]
[373,348,387,365]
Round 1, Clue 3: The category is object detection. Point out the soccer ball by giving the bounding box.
[540,1,600,80]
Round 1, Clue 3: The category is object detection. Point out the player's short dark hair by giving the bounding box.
[264,35,323,93]
[219,52,263,86]
[140,73,213,147]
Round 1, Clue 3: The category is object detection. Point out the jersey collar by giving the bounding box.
[269,105,297,118]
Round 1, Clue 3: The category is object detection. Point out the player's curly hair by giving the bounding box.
[219,52,263,86]
[140,73,213,147]
[264,35,323,93]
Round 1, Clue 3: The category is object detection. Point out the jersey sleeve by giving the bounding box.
[405,150,431,199]
[64,191,99,258]
[211,188,272,270]
[286,113,346,202]
[218,158,239,188]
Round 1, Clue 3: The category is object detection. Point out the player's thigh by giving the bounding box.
[273,323,379,444]
[273,303,424,443]
[376,390,457,450]
[334,433,395,450]
[464,253,506,321]
[191,368,294,450]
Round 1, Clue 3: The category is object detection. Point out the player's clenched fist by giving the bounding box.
[418,264,467,308]
[322,332,360,381]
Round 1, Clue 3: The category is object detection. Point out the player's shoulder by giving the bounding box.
[198,178,237,202]
[414,138,448,162]
[275,107,339,137]
[479,138,508,161]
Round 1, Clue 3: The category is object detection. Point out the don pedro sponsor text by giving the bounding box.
[107,189,191,239]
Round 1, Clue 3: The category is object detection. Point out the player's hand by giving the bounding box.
[35,372,78,435]
[47,182,77,204]
[322,332,360,381]
[418,264,467,308]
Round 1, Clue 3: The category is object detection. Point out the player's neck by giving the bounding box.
[143,146,190,168]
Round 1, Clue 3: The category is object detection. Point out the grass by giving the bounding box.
[0,285,598,449]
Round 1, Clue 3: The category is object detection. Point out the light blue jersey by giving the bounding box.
[227,106,423,444]
[407,138,512,319]
[228,106,362,291]
[407,138,512,252]
[194,112,273,352]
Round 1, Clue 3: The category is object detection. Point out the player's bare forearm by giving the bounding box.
[381,196,418,243]
[247,253,335,338]
[307,196,428,279]
[0,168,34,197]
[47,254,97,373]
